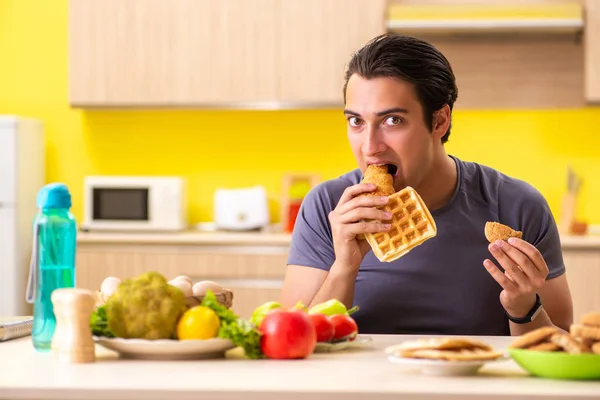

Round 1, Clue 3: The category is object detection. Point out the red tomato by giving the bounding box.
[329,314,358,341]
[309,313,335,342]
[260,309,317,359]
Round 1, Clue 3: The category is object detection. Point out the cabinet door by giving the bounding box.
[0,208,18,316]
[76,244,288,320]
[278,0,387,104]
[563,249,600,323]
[69,0,279,106]
[0,125,15,203]
[585,0,600,103]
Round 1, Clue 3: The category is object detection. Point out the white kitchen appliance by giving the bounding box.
[213,186,270,231]
[0,116,45,317]
[82,176,187,232]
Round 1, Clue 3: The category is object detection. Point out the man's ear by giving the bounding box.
[431,105,451,141]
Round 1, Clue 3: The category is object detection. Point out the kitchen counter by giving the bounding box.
[76,230,600,249]
[1,334,599,400]
[560,234,600,249]
[76,229,292,246]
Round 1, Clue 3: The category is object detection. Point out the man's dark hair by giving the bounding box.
[343,34,458,144]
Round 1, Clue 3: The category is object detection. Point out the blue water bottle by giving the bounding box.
[25,183,77,352]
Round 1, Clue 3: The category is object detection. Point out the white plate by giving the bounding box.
[314,335,373,353]
[94,336,236,360]
[387,354,509,376]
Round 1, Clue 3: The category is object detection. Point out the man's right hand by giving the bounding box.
[328,183,392,270]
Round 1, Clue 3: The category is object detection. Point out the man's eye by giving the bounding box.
[385,116,403,125]
[348,117,362,127]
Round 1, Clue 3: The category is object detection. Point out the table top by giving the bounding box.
[0,334,599,400]
[75,229,600,249]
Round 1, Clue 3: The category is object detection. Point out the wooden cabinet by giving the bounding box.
[585,0,600,103]
[76,240,290,319]
[69,0,280,106]
[562,247,600,323]
[68,0,386,107]
[278,0,387,104]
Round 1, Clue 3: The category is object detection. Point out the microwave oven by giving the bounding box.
[82,176,187,232]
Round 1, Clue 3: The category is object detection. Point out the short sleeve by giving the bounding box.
[501,180,566,280]
[286,183,337,271]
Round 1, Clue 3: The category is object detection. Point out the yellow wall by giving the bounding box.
[1,1,599,226]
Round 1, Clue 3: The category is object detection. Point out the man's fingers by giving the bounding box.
[337,192,389,216]
[338,183,378,206]
[507,237,549,275]
[494,240,543,281]
[339,207,392,224]
[347,221,391,237]
[483,259,518,292]
[488,242,529,288]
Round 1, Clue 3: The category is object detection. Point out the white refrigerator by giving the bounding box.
[0,116,45,317]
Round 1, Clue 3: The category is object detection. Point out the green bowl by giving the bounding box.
[509,348,600,380]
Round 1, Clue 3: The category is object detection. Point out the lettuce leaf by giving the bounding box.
[90,305,114,338]
[201,290,264,359]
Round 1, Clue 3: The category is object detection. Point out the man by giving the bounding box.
[280,33,573,336]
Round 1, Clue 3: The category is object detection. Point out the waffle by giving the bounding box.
[396,347,503,362]
[385,337,503,361]
[364,186,436,262]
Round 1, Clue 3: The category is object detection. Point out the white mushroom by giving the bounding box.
[168,279,193,297]
[192,280,223,297]
[171,275,193,285]
[100,277,121,297]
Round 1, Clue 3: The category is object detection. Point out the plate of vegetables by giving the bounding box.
[90,271,263,360]
[250,299,370,354]
[307,301,370,352]
[93,336,236,360]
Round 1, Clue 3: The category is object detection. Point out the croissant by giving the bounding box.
[361,164,395,196]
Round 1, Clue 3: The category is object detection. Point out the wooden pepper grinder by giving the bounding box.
[51,288,96,363]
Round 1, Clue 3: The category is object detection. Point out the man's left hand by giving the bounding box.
[483,237,549,318]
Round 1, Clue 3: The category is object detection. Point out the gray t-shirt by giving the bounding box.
[287,156,565,336]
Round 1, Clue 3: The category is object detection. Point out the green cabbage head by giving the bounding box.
[106,271,187,340]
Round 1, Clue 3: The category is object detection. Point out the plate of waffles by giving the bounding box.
[385,337,507,376]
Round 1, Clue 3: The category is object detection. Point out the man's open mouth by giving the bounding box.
[385,164,399,177]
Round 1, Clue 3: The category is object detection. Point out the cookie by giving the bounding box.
[550,332,591,354]
[527,341,561,352]
[592,342,600,355]
[570,324,600,341]
[575,336,596,348]
[386,337,492,355]
[484,222,523,243]
[509,326,560,349]
[581,312,600,327]
[400,347,503,362]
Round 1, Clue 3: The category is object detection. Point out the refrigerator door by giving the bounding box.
[0,207,18,316]
[0,118,16,204]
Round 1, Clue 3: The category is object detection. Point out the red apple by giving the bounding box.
[329,314,358,341]
[309,313,335,342]
[260,309,317,359]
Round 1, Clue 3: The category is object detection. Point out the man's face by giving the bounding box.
[344,74,439,191]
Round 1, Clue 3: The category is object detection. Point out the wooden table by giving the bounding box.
[0,334,599,400]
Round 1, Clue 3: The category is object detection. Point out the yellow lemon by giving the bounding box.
[176,306,220,340]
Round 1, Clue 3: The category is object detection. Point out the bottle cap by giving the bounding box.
[37,183,72,209]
